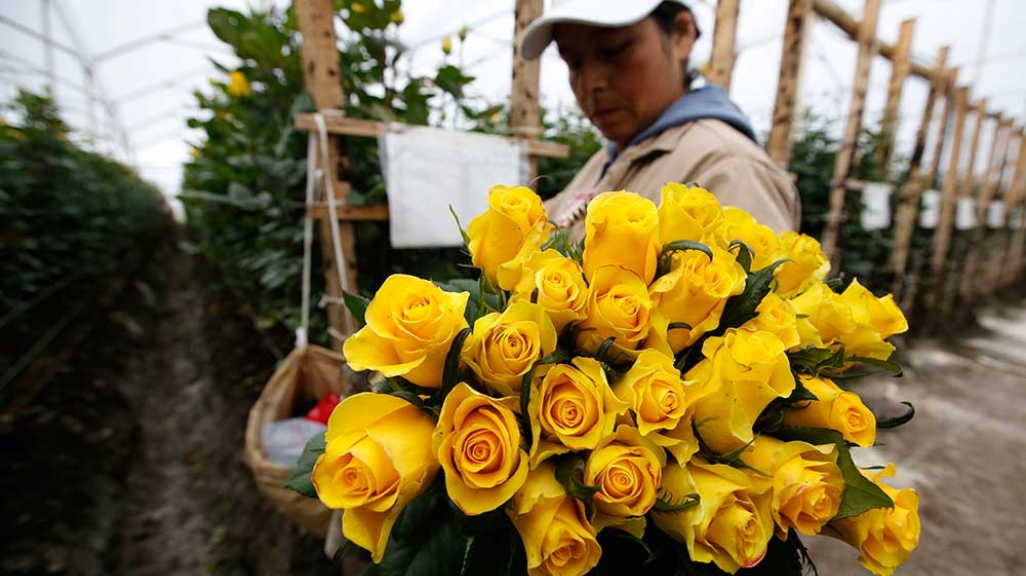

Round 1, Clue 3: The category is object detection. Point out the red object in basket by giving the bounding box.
[305,392,342,425]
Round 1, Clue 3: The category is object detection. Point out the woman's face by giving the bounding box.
[555,13,696,151]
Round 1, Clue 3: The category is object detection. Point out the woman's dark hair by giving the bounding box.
[650,1,700,89]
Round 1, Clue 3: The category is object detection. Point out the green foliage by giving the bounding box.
[0,90,165,368]
[284,432,326,498]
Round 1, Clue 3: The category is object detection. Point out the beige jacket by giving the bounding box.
[545,119,801,239]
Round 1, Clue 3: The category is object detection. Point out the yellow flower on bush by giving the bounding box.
[510,249,589,331]
[584,425,665,536]
[740,436,844,537]
[434,383,529,515]
[782,376,877,447]
[441,35,453,55]
[652,458,774,573]
[830,464,920,576]
[657,182,724,244]
[343,275,468,387]
[312,393,439,562]
[388,8,404,24]
[467,185,551,290]
[576,265,663,362]
[227,70,250,98]
[687,328,796,454]
[649,246,746,353]
[775,232,830,298]
[509,462,603,576]
[583,191,660,284]
[743,291,801,350]
[462,299,557,397]
[528,357,628,464]
[715,208,782,271]
[612,349,704,462]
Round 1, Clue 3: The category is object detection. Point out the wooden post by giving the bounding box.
[510,0,543,180]
[960,116,1011,303]
[708,0,741,92]
[767,0,813,167]
[889,45,949,298]
[982,130,1024,295]
[924,68,959,189]
[994,138,1026,287]
[296,0,356,343]
[820,0,882,262]
[929,86,970,277]
[876,18,915,169]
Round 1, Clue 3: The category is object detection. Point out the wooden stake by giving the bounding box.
[767,0,813,168]
[510,0,543,180]
[982,130,1023,295]
[812,0,932,80]
[994,136,1026,287]
[708,0,741,92]
[889,45,948,298]
[929,86,970,276]
[925,68,959,189]
[296,0,356,343]
[820,0,882,262]
[960,117,1011,303]
[876,18,915,169]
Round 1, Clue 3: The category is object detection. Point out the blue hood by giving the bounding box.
[605,84,757,163]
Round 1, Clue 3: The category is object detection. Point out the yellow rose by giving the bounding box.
[840,279,909,339]
[742,291,801,350]
[312,394,439,562]
[775,232,830,298]
[651,458,774,573]
[715,208,783,271]
[612,349,704,462]
[649,246,746,353]
[583,191,660,284]
[782,376,877,447]
[434,383,529,515]
[467,185,551,289]
[791,280,900,361]
[508,462,603,576]
[227,70,250,97]
[511,249,589,331]
[462,299,557,397]
[830,464,921,576]
[343,275,469,387]
[687,328,796,454]
[576,265,663,363]
[740,436,844,537]
[528,357,628,464]
[657,182,724,244]
[789,282,856,347]
[583,425,666,536]
[388,8,404,24]
[441,35,452,55]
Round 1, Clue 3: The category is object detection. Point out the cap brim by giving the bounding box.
[520,0,666,60]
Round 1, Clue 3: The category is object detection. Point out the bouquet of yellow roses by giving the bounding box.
[286,184,920,576]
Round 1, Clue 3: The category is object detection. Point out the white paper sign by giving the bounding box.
[860,182,893,230]
[382,125,528,248]
[919,189,941,228]
[955,198,976,230]
[987,201,1005,229]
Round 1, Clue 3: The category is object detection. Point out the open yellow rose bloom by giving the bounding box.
[303,185,918,576]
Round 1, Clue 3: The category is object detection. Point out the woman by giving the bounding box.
[522,0,801,236]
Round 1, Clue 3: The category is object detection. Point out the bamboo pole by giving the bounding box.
[960,117,1011,303]
[708,0,741,92]
[876,18,915,169]
[296,0,355,342]
[767,0,813,167]
[820,0,882,262]
[982,130,1024,296]
[924,68,959,189]
[929,87,970,277]
[510,0,543,179]
[889,46,949,299]
[995,140,1026,287]
[812,0,933,80]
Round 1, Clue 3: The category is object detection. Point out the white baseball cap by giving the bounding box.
[520,0,695,60]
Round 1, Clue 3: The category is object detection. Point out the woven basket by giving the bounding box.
[243,344,346,538]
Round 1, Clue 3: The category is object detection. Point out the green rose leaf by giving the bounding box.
[378,489,467,576]
[715,259,786,333]
[284,433,326,498]
[342,290,371,327]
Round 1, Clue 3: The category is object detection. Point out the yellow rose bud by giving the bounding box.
[775,232,830,298]
[467,185,551,289]
[652,458,774,573]
[743,291,801,350]
[351,2,366,14]
[528,357,628,464]
[649,246,746,353]
[434,383,529,515]
[740,436,845,537]
[583,191,660,284]
[687,328,796,454]
[840,279,908,339]
[343,275,469,387]
[584,425,665,536]
[612,349,704,462]
[227,70,250,98]
[829,464,921,576]
[782,376,877,447]
[510,249,590,331]
[388,8,404,24]
[714,208,783,271]
[576,265,661,362]
[441,35,453,55]
[312,394,439,562]
[462,299,557,397]
[508,462,603,576]
[657,182,724,244]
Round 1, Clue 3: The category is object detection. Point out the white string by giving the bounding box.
[296,133,317,350]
